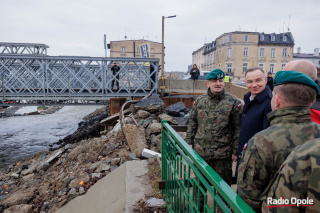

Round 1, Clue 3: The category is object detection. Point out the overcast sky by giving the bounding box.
[1,0,319,71]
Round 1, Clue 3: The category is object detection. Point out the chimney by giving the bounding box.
[314,48,319,57]
[297,47,301,54]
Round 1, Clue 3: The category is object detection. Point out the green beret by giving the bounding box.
[206,69,225,80]
[274,70,319,93]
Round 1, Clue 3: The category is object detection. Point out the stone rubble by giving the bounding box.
[0,96,188,212]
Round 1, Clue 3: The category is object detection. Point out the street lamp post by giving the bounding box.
[161,15,176,97]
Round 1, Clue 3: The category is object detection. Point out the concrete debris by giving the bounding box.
[164,102,188,117]
[0,191,34,209]
[100,108,131,127]
[111,158,121,166]
[145,197,166,207]
[91,173,101,178]
[79,187,85,195]
[146,123,162,136]
[159,114,178,125]
[20,163,39,176]
[3,204,33,213]
[132,94,164,113]
[122,124,147,157]
[104,144,116,156]
[151,134,162,151]
[128,153,139,160]
[142,148,161,159]
[176,117,189,126]
[10,173,19,179]
[136,110,150,119]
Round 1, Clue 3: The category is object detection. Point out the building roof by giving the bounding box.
[110,39,162,45]
[258,32,294,46]
[293,53,320,59]
[203,41,216,54]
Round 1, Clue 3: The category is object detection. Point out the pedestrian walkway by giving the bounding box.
[56,160,150,213]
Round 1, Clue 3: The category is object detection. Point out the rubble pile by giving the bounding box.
[0,94,189,212]
[53,107,108,148]
[0,106,63,118]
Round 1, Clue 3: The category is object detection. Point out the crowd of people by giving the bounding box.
[187,60,320,212]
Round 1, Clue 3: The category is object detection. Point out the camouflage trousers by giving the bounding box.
[197,158,232,212]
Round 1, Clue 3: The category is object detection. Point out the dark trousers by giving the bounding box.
[197,158,232,212]
[111,72,119,89]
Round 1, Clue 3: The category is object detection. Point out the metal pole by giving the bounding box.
[161,16,165,78]
[104,34,107,58]
[161,16,165,97]
[68,76,71,100]
[2,76,5,101]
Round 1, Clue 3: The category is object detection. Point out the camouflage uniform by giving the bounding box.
[186,88,242,183]
[237,106,320,212]
[261,138,320,213]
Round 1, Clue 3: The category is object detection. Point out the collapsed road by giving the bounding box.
[0,94,192,213]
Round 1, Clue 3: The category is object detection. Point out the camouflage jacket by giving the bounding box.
[261,138,320,213]
[185,89,242,159]
[237,106,320,212]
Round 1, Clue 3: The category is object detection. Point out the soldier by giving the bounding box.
[185,68,242,211]
[261,138,320,212]
[283,60,320,124]
[237,71,320,212]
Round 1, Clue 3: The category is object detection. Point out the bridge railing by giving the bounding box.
[161,120,254,213]
[0,54,159,105]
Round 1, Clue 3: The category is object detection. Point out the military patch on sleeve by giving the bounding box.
[237,104,242,108]
[243,143,247,150]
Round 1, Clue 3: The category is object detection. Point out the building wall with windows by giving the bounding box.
[200,31,294,80]
[109,39,162,65]
[192,45,206,71]
[293,47,320,68]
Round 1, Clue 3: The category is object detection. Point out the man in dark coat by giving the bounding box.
[111,62,120,89]
[266,72,274,91]
[235,67,272,176]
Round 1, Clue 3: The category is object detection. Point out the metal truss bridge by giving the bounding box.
[0,43,159,106]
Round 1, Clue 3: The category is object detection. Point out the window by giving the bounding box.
[260,34,264,41]
[228,48,232,57]
[121,47,126,52]
[271,35,275,41]
[243,63,248,73]
[259,63,264,70]
[229,35,232,42]
[120,54,126,57]
[136,48,140,52]
[245,35,249,42]
[260,48,265,57]
[243,47,248,57]
[283,35,287,41]
[281,63,286,70]
[270,64,275,73]
[213,52,216,61]
[227,64,232,73]
[283,48,287,57]
[271,48,276,58]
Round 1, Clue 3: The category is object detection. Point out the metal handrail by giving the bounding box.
[161,120,254,213]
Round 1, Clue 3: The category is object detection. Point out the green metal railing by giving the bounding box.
[161,120,254,213]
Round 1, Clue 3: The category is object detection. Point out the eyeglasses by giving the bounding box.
[246,78,264,85]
